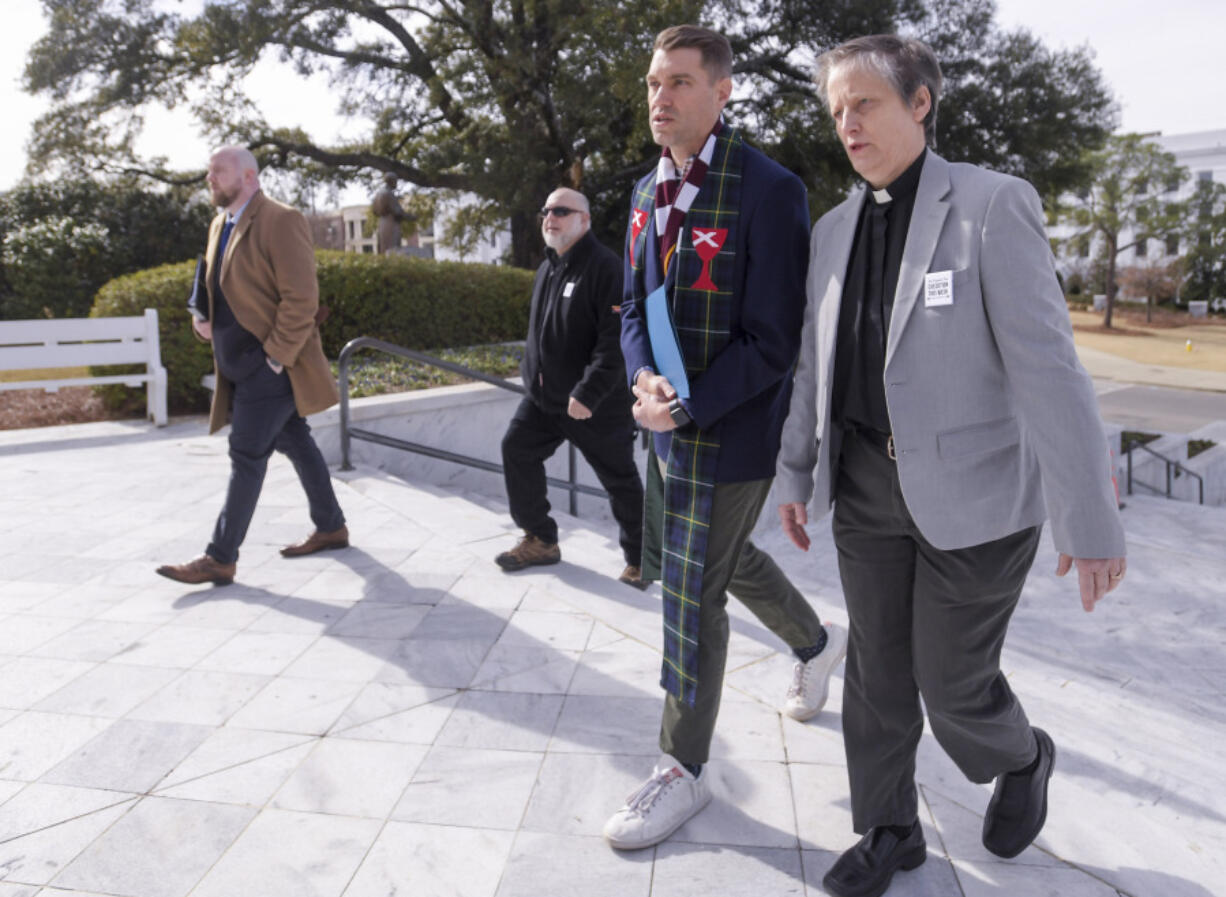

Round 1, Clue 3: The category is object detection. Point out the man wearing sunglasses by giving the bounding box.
[495,187,645,586]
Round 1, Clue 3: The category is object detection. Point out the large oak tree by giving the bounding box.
[24,0,1116,267]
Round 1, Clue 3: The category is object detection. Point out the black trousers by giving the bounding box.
[501,398,644,566]
[206,362,345,565]
[832,428,1040,833]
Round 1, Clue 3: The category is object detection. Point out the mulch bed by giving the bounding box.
[0,386,136,431]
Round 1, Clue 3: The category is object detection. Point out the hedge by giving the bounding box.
[91,250,535,413]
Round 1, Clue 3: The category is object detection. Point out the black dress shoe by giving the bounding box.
[822,821,926,897]
[982,726,1056,858]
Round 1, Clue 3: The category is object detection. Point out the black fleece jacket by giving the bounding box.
[521,229,632,418]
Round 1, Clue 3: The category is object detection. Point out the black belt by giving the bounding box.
[848,425,896,460]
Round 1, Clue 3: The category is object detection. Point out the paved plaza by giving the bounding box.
[0,414,1222,897]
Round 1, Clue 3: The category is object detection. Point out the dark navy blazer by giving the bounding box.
[620,142,811,483]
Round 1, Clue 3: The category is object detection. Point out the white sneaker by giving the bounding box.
[602,754,712,849]
[784,623,848,721]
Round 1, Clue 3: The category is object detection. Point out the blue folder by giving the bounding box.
[645,284,691,399]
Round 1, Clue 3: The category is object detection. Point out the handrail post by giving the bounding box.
[1126,441,1134,496]
[1165,460,1172,497]
[568,441,579,516]
[339,342,354,471]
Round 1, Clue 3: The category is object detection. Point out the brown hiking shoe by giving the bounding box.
[281,525,350,558]
[156,554,236,586]
[495,534,561,571]
[619,565,649,590]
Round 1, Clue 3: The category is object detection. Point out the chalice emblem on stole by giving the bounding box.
[689,227,728,291]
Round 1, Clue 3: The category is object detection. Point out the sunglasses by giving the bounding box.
[539,206,582,219]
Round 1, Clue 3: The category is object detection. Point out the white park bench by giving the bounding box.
[0,309,168,426]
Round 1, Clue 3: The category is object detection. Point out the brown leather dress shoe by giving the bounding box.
[281,525,350,558]
[156,554,236,586]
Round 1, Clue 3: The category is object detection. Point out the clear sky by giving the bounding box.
[2,0,1224,195]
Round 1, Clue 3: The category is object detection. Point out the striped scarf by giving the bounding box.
[629,123,744,706]
[654,124,720,273]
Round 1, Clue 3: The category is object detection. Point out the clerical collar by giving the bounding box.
[868,149,927,205]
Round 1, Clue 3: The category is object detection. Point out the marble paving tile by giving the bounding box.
[324,602,431,639]
[50,796,253,897]
[779,712,848,767]
[0,582,65,614]
[0,785,136,886]
[520,751,656,838]
[271,736,425,818]
[0,659,97,711]
[379,631,496,688]
[568,637,662,699]
[27,584,139,620]
[548,695,660,755]
[0,883,38,895]
[343,821,514,897]
[789,761,856,851]
[167,592,278,630]
[244,596,352,635]
[224,676,364,735]
[26,621,153,664]
[410,603,512,642]
[94,589,194,626]
[330,685,459,744]
[191,630,315,675]
[497,610,594,652]
[0,713,112,782]
[156,727,314,791]
[393,745,543,830]
[0,618,81,656]
[652,842,806,896]
[280,635,402,683]
[40,719,212,793]
[110,624,234,668]
[707,698,788,763]
[435,690,565,752]
[922,786,1063,868]
[495,831,653,897]
[125,669,270,726]
[517,585,588,615]
[0,781,23,804]
[469,645,581,694]
[188,807,380,897]
[801,846,962,897]
[32,663,181,719]
[952,858,1124,897]
[672,759,799,849]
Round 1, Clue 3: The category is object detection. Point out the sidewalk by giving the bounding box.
[0,418,1222,897]
[1076,344,1226,393]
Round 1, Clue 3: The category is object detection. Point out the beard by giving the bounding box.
[210,184,239,208]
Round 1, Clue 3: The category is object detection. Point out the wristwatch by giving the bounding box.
[667,398,691,428]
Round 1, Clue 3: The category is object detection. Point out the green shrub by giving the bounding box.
[90,251,534,414]
[313,251,533,358]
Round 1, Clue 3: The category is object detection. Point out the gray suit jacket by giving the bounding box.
[777,152,1126,557]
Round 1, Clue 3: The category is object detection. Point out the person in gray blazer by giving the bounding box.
[775,35,1127,897]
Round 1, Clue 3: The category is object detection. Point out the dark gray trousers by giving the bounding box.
[832,428,1040,833]
[650,460,825,765]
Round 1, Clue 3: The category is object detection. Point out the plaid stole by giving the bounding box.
[631,126,744,706]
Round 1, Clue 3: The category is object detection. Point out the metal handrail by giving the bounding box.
[337,336,607,515]
[1124,438,1204,505]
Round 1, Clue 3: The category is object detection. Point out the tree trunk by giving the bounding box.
[1104,241,1117,329]
[1146,295,1153,323]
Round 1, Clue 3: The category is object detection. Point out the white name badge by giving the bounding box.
[924,270,953,307]
[563,281,576,297]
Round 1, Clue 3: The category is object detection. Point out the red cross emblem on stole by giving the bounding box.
[631,208,647,246]
[689,227,728,291]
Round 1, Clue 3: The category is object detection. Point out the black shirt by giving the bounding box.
[832,149,927,435]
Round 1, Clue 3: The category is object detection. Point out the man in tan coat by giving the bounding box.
[158,146,348,585]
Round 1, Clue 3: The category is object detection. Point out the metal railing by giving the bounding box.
[337,336,608,516]
[1124,438,1204,505]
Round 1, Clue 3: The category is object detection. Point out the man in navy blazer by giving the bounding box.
[603,25,845,852]
[776,36,1127,897]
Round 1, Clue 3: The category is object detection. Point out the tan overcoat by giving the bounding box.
[202,191,339,434]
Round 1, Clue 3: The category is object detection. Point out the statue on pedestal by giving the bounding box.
[372,173,411,253]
